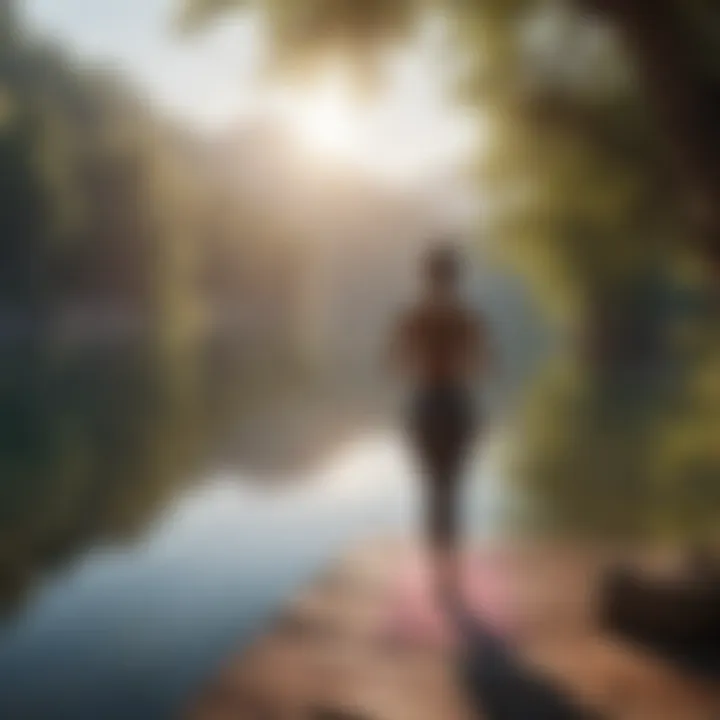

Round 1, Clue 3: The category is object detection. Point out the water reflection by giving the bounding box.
[0,344,506,719]
[0,343,210,613]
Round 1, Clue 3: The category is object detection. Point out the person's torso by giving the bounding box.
[406,301,479,387]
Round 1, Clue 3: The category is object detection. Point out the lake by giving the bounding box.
[0,343,509,719]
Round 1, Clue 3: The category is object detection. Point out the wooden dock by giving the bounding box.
[186,541,720,719]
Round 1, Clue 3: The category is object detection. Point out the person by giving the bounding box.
[391,243,490,610]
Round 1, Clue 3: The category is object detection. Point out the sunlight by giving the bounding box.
[271,61,486,185]
[290,68,363,162]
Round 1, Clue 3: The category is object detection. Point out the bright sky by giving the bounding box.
[24,0,483,187]
[25,0,265,128]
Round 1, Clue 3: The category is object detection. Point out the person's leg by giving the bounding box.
[412,388,472,614]
[427,451,463,613]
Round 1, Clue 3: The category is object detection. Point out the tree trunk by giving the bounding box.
[583,0,720,269]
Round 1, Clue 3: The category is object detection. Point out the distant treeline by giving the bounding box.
[0,3,302,370]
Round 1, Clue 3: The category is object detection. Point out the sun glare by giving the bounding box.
[293,70,362,161]
[270,60,485,186]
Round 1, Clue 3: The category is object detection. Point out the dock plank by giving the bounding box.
[186,542,720,719]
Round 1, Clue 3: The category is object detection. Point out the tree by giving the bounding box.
[580,0,720,271]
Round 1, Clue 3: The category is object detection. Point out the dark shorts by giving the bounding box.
[407,385,477,547]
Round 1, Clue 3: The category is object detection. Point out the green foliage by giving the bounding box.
[180,0,423,85]
[0,12,224,348]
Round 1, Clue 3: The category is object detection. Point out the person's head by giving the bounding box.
[423,243,461,295]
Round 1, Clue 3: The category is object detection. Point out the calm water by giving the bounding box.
[0,344,508,719]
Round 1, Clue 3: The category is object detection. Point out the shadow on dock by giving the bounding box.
[186,544,720,720]
[458,613,603,720]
